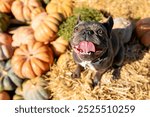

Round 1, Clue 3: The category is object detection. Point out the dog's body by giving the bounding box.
[70,16,134,86]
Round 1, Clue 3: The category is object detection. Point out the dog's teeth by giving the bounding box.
[88,52,91,55]
[79,51,92,55]
[80,52,84,54]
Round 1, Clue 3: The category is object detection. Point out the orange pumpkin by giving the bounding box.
[51,36,69,56]
[46,0,74,18]
[11,42,54,79]
[57,51,70,68]
[31,12,63,43]
[0,91,10,100]
[140,31,150,47]
[31,7,45,20]
[0,33,14,60]
[0,0,14,13]
[11,0,44,22]
[136,17,150,47]
[10,26,35,47]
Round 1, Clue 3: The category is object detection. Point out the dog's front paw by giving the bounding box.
[71,64,84,78]
[112,67,121,80]
[71,72,81,78]
[92,72,102,87]
[92,78,99,87]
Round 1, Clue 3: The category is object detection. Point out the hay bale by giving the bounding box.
[74,0,150,19]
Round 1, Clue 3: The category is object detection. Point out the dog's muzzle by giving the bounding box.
[73,41,95,55]
[73,40,104,56]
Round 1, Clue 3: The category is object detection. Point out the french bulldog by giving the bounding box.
[70,16,134,87]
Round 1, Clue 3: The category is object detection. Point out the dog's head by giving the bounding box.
[70,16,114,61]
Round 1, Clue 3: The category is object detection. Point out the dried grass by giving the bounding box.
[74,0,150,19]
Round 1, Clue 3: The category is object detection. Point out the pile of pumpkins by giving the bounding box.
[0,0,74,100]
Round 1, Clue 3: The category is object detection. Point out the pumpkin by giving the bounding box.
[139,31,150,47]
[136,17,150,47]
[50,36,69,56]
[0,33,14,60]
[0,91,10,100]
[10,26,36,47]
[13,87,24,100]
[0,0,14,13]
[0,60,23,91]
[11,0,44,22]
[13,77,50,100]
[46,0,74,18]
[57,51,71,68]
[11,41,54,79]
[0,13,10,32]
[31,7,45,20]
[31,12,63,43]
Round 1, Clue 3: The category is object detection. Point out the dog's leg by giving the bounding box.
[93,72,102,87]
[112,46,125,79]
[112,66,121,80]
[71,64,84,78]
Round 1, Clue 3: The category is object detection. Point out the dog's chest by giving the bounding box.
[79,61,96,71]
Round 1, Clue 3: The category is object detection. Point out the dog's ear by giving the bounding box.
[103,16,114,37]
[76,15,82,24]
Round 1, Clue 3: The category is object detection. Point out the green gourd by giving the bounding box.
[13,87,24,100]
[0,60,23,91]
[0,13,10,32]
[13,77,50,100]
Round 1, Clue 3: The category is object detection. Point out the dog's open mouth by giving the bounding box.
[73,41,102,55]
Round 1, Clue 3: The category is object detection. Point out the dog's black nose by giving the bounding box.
[83,30,94,35]
[87,30,94,35]
[82,30,94,39]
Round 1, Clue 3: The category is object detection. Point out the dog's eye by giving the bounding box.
[97,29,103,34]
[74,27,78,32]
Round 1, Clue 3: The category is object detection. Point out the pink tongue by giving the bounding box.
[78,41,95,52]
